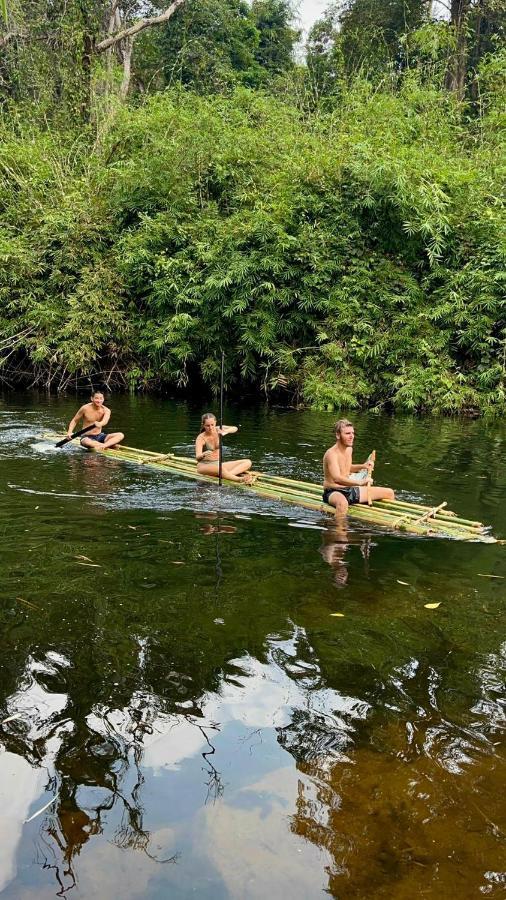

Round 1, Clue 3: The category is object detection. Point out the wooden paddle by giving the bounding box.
[55,424,97,448]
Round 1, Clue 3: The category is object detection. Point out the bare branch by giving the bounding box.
[96,0,185,53]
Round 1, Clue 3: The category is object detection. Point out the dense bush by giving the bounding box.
[0,68,504,412]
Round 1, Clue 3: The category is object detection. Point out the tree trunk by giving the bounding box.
[120,36,133,98]
[445,0,470,98]
[81,31,94,120]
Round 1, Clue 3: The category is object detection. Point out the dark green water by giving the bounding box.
[0,395,505,899]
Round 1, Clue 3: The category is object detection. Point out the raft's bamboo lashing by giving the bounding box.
[45,435,497,542]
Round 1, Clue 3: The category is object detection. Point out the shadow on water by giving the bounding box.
[0,395,505,898]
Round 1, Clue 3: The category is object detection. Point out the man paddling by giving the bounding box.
[323,419,394,516]
[67,391,124,450]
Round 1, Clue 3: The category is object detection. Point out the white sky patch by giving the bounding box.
[294,0,449,44]
[297,0,329,38]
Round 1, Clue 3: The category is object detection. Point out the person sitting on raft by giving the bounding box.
[67,390,124,450]
[323,418,394,516]
[195,413,253,484]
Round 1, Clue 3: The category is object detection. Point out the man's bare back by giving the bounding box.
[322,419,394,516]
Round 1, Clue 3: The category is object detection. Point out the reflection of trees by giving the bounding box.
[1,474,504,900]
[277,633,506,898]
[194,719,224,804]
[0,632,225,894]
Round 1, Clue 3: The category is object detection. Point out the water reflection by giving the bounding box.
[284,639,506,897]
[1,613,505,897]
[1,626,369,895]
[319,522,376,588]
[0,401,505,898]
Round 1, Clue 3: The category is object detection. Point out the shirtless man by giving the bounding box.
[67,391,124,450]
[323,419,394,516]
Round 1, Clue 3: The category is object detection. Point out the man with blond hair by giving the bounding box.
[323,419,394,516]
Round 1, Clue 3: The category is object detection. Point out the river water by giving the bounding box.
[0,394,504,899]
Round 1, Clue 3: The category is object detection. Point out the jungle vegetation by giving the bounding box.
[0,0,504,413]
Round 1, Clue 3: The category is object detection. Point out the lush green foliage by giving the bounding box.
[0,0,299,119]
[0,66,504,412]
[0,0,504,412]
[307,0,505,98]
[139,0,266,94]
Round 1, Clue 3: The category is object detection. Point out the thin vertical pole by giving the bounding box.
[218,351,224,486]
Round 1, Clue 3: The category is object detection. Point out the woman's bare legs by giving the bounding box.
[223,459,252,477]
[197,459,252,483]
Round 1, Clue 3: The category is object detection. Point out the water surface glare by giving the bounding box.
[0,395,505,899]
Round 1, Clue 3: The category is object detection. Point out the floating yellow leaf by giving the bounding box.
[330,612,345,617]
[424,602,441,609]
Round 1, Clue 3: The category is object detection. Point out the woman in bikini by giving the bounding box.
[195,413,254,483]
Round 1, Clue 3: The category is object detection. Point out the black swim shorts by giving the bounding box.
[81,432,106,446]
[322,486,361,506]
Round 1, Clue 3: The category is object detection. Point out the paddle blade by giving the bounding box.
[55,424,95,448]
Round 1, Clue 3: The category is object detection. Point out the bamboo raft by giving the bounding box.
[45,433,497,542]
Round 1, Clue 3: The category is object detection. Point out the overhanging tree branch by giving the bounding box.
[96,0,186,53]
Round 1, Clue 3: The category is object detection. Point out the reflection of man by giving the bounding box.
[67,390,124,449]
[323,419,394,517]
[320,522,375,588]
[320,522,350,588]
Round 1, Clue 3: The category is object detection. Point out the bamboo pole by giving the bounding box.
[411,501,448,525]
[139,452,174,464]
[393,501,447,531]
[219,351,224,487]
[123,453,485,536]
[98,449,486,533]
[367,450,376,507]
[43,435,493,540]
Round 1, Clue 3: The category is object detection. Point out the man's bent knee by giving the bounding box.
[332,496,349,515]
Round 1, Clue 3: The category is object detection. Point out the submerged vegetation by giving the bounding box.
[0,0,505,413]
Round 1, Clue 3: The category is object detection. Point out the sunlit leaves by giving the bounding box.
[0,78,504,410]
